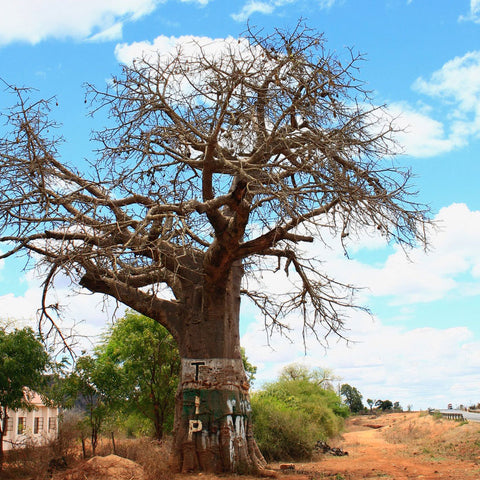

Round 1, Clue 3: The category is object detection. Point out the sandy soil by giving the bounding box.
[48,412,480,480]
[283,413,480,480]
[51,454,147,480]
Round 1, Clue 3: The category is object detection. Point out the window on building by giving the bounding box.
[17,417,26,435]
[6,417,13,433]
[48,416,57,432]
[34,417,44,434]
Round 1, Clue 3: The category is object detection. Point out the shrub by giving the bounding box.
[251,394,319,460]
[251,366,347,461]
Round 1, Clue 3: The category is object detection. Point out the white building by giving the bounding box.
[2,391,59,451]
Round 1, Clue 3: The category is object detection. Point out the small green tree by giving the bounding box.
[251,364,348,461]
[340,384,364,414]
[62,354,120,456]
[375,399,393,411]
[366,398,375,412]
[97,311,180,440]
[393,401,403,412]
[0,326,49,470]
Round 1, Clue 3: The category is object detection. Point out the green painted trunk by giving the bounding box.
[173,358,265,473]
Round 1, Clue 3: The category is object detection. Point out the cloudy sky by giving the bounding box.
[1,0,480,410]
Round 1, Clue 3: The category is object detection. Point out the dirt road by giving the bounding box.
[289,413,480,480]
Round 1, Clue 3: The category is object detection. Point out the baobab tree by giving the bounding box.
[0,23,428,473]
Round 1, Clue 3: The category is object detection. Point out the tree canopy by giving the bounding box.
[340,383,364,413]
[60,354,119,456]
[280,363,338,390]
[96,310,180,440]
[376,399,394,411]
[0,22,428,346]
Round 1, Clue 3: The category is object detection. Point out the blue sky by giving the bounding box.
[1,0,480,410]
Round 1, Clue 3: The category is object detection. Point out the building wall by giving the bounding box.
[2,394,59,451]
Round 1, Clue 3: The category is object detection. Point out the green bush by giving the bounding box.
[251,366,348,461]
[251,394,318,460]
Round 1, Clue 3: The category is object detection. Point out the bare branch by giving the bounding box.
[0,21,430,349]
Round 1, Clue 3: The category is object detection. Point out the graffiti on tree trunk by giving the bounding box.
[179,358,254,471]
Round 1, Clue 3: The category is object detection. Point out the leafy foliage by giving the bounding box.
[340,383,364,413]
[53,312,179,452]
[393,401,403,411]
[251,364,348,461]
[241,347,257,386]
[0,327,49,410]
[376,399,394,411]
[60,354,120,456]
[280,363,339,390]
[96,311,180,439]
[0,326,49,467]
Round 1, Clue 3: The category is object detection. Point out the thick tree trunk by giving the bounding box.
[171,262,266,473]
[173,358,265,473]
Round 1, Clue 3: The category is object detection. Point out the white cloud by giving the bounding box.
[231,1,275,23]
[0,269,125,354]
[241,204,480,315]
[408,51,480,151]
[378,204,480,303]
[114,34,245,65]
[231,0,339,22]
[242,308,480,410]
[459,0,480,23]
[378,50,480,159]
[318,0,338,7]
[180,0,211,4]
[387,102,460,157]
[325,203,480,305]
[88,22,124,43]
[0,0,162,45]
[239,202,480,409]
[115,35,177,64]
[414,51,480,118]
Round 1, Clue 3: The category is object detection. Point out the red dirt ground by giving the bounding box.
[49,412,480,480]
[271,412,480,480]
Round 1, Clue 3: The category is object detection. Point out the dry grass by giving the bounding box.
[3,429,172,480]
[382,416,439,444]
[382,413,480,462]
[2,443,53,479]
[100,437,173,480]
[429,421,480,462]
